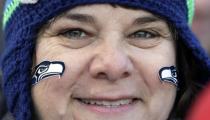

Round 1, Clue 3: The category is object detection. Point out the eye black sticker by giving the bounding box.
[32,61,65,85]
[159,66,178,86]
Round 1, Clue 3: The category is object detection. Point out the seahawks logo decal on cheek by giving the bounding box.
[159,66,178,86]
[32,61,65,85]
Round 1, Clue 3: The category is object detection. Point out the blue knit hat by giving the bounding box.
[1,0,210,120]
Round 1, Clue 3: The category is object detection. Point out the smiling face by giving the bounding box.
[32,4,177,120]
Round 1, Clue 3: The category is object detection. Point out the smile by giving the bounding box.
[77,98,138,107]
[74,96,141,114]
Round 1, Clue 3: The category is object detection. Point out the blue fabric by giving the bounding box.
[1,0,210,120]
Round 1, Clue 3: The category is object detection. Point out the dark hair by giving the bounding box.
[168,24,206,120]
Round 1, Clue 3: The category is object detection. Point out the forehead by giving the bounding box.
[53,4,167,26]
[68,4,152,15]
[65,4,160,20]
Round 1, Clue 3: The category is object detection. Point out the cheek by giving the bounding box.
[32,50,91,99]
[33,39,93,117]
[31,58,88,119]
[148,87,176,120]
[132,40,176,92]
[31,76,73,119]
[35,37,73,63]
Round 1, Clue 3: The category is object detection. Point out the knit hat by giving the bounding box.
[1,0,210,120]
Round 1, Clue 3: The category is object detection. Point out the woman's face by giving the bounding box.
[32,4,176,120]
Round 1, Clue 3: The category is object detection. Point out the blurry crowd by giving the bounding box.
[0,0,209,119]
[192,0,210,55]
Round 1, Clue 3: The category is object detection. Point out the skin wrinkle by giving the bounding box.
[32,4,176,120]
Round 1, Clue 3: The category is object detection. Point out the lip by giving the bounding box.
[73,95,142,114]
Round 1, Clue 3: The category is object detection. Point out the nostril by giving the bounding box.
[95,71,130,80]
[96,72,108,79]
[122,72,130,78]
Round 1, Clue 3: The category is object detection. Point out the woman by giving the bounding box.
[1,0,210,120]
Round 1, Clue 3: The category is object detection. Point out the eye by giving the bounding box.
[127,29,163,48]
[58,28,95,49]
[37,66,49,74]
[128,30,158,39]
[61,28,88,39]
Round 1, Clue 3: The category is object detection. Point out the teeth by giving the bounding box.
[80,99,133,107]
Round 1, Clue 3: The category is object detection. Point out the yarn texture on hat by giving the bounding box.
[2,0,195,29]
[187,0,195,25]
[3,0,39,28]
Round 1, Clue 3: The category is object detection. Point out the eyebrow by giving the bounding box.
[64,13,96,25]
[133,16,163,26]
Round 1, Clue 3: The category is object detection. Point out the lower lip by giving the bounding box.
[76,99,137,114]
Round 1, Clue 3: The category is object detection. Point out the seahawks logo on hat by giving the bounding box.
[32,61,65,85]
[159,66,178,86]
[20,0,38,4]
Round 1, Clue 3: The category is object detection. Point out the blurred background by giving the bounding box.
[0,0,6,119]
[192,0,210,55]
[0,0,209,119]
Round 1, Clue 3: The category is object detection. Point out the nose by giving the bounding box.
[89,42,133,81]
